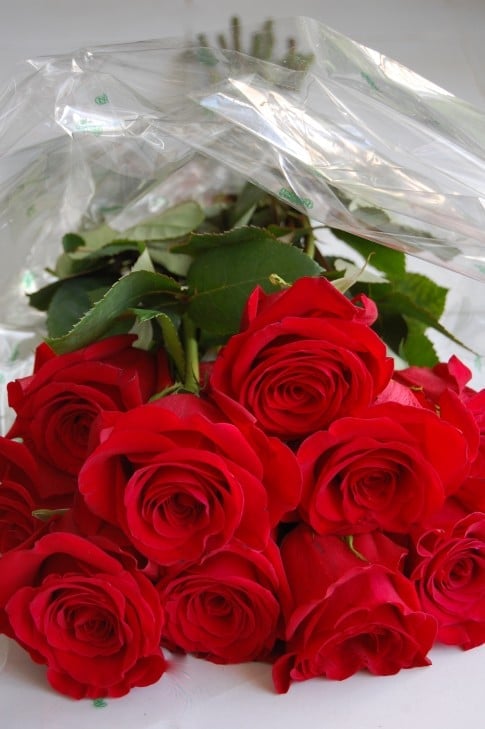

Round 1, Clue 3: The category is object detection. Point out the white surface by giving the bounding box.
[0,1,484,725]
[2,638,485,729]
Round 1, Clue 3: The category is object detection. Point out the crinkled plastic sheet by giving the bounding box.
[1,16,485,418]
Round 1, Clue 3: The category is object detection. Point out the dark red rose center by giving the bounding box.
[349,467,396,508]
[65,411,94,445]
[160,492,207,527]
[44,398,99,468]
[43,586,123,654]
[443,556,476,589]
[204,592,234,618]
[71,607,116,643]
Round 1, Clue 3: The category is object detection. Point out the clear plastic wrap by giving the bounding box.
[1,15,485,421]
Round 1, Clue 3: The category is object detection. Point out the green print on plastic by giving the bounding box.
[278,188,313,209]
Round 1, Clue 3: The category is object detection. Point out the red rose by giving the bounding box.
[78,394,301,567]
[395,357,484,513]
[0,532,166,699]
[0,437,47,551]
[273,525,437,693]
[411,512,485,649]
[394,355,475,402]
[54,490,149,568]
[0,481,41,553]
[297,402,471,535]
[209,277,393,440]
[158,539,288,663]
[6,335,172,501]
[421,496,470,531]
[393,356,480,454]
[0,435,38,498]
[455,390,485,512]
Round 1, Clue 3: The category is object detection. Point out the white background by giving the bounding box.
[1,0,484,107]
[1,2,484,726]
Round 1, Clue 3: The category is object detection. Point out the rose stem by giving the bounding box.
[183,314,200,393]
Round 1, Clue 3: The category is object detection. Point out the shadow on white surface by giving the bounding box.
[1,638,484,729]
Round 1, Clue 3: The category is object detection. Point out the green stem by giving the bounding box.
[231,16,241,52]
[305,228,316,259]
[32,508,69,522]
[183,315,200,393]
[344,535,368,562]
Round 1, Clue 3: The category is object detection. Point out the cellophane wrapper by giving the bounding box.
[1,16,484,429]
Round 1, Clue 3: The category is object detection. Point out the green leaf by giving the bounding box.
[340,237,470,361]
[128,317,154,351]
[331,229,406,277]
[332,233,448,322]
[374,311,408,356]
[266,224,294,241]
[400,319,439,366]
[47,271,182,354]
[125,201,205,241]
[53,251,83,278]
[131,246,155,273]
[129,308,185,379]
[371,287,467,351]
[29,280,65,312]
[226,183,267,228]
[46,275,118,338]
[57,201,204,265]
[158,314,185,380]
[82,224,119,250]
[350,206,392,229]
[187,238,322,335]
[54,241,143,277]
[174,225,280,257]
[62,233,85,252]
[392,271,447,320]
[147,243,192,276]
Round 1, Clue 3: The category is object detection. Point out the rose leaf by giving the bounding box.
[187,237,322,335]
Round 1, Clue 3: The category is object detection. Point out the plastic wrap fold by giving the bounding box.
[1,16,485,424]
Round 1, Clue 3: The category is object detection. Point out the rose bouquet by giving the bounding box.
[0,15,484,706]
[0,180,483,701]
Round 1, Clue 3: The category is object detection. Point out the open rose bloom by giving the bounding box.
[0,275,484,699]
[0,15,484,704]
